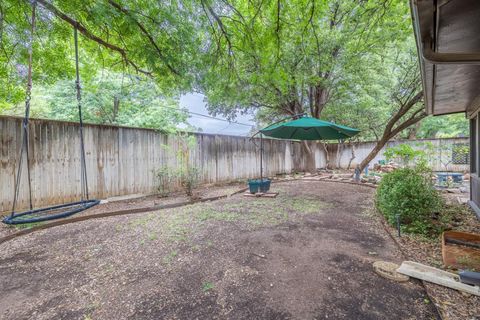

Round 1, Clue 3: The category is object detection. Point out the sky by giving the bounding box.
[180,92,255,136]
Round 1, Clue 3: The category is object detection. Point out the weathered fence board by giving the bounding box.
[0,115,469,212]
[0,116,305,212]
[329,138,469,172]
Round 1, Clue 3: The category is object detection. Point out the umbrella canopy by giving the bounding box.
[260,117,360,140]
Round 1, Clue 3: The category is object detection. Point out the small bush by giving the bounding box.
[383,144,426,167]
[155,134,200,197]
[155,166,200,197]
[156,166,175,196]
[375,165,444,235]
[178,166,200,197]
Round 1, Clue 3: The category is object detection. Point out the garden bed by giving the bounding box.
[372,202,480,319]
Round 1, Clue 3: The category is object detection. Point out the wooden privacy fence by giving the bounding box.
[0,115,469,211]
[328,138,470,172]
[0,116,307,212]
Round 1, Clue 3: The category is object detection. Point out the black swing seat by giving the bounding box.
[5,11,98,227]
[2,199,100,225]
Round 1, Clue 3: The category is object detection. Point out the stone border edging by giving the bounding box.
[302,177,378,189]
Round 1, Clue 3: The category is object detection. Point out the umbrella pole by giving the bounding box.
[260,133,263,182]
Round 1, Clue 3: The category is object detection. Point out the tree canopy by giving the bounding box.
[0,0,467,139]
[7,72,188,132]
[200,0,410,118]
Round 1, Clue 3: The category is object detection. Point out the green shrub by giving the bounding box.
[178,166,200,197]
[155,134,200,197]
[383,144,426,167]
[155,165,200,197]
[375,165,444,235]
[156,165,175,196]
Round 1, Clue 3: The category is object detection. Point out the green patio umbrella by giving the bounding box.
[250,116,360,193]
[260,116,360,140]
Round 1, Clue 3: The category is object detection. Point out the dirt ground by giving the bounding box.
[0,181,440,319]
[0,182,245,239]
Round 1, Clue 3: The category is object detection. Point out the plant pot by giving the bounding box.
[259,179,271,193]
[442,231,480,270]
[248,180,260,194]
[248,179,271,194]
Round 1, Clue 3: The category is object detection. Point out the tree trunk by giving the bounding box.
[358,139,388,172]
[347,143,356,170]
[321,142,330,169]
[301,141,316,173]
[407,122,420,140]
[358,91,426,172]
[335,142,342,169]
[113,96,120,122]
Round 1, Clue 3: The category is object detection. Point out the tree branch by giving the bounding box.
[384,91,423,135]
[107,0,179,76]
[388,111,427,138]
[35,0,152,76]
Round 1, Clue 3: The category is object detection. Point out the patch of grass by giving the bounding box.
[223,202,249,211]
[148,232,158,241]
[287,198,329,214]
[196,208,238,222]
[130,213,155,229]
[85,301,100,317]
[202,281,214,292]
[12,221,45,230]
[163,250,178,264]
[162,210,190,243]
[203,198,291,227]
[151,193,329,239]
[246,208,288,226]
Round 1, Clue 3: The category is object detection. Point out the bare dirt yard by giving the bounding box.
[0,182,245,239]
[1,181,440,319]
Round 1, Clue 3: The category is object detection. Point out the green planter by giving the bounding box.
[248,180,260,194]
[248,179,271,194]
[259,179,271,192]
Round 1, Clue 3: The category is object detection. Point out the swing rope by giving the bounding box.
[11,1,36,216]
[5,1,98,224]
[74,27,89,202]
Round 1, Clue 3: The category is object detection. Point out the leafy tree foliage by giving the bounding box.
[199,0,411,123]
[0,0,203,107]
[417,114,468,139]
[5,72,188,132]
[0,0,467,140]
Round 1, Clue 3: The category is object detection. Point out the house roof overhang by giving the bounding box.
[410,0,480,117]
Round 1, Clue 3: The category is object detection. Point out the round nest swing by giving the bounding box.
[3,3,99,225]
